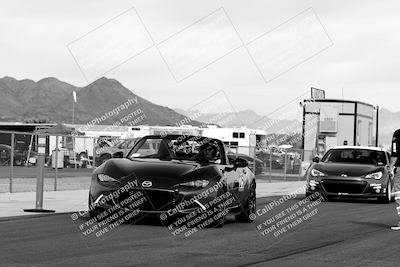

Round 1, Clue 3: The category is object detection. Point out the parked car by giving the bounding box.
[305,146,393,203]
[0,144,11,166]
[95,138,139,166]
[0,143,34,166]
[257,151,283,169]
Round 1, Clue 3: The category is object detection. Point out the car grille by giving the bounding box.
[322,180,367,194]
[119,189,181,211]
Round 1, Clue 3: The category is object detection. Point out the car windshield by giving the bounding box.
[321,149,387,165]
[127,136,222,163]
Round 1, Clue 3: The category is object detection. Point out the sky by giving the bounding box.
[1,0,399,116]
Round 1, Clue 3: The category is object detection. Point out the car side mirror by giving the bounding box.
[234,157,248,168]
[312,156,320,163]
[112,152,123,158]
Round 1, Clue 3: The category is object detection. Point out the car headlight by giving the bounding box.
[97,173,117,182]
[310,169,326,177]
[309,179,317,186]
[179,180,209,188]
[308,179,318,190]
[365,171,383,180]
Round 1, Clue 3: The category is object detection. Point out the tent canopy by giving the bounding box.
[36,123,84,135]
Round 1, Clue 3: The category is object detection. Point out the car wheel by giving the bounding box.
[324,195,335,202]
[378,181,391,204]
[89,210,98,219]
[236,183,256,223]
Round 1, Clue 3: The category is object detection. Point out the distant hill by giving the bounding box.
[0,76,200,126]
[174,108,300,133]
[1,75,397,146]
[378,108,400,148]
[175,106,400,148]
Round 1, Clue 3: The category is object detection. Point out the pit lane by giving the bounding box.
[0,196,399,266]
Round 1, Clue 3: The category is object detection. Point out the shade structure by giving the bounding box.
[36,123,84,136]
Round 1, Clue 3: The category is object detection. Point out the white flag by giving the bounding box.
[72,91,77,103]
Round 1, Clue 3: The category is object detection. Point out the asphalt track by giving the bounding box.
[1,196,399,267]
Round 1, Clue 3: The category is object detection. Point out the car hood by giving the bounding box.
[102,158,221,189]
[312,162,384,177]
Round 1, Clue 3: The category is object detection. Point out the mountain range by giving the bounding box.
[176,107,399,148]
[0,76,200,126]
[174,108,300,133]
[0,76,398,147]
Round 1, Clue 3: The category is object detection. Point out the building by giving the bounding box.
[302,99,378,160]
[0,122,56,165]
[202,125,267,156]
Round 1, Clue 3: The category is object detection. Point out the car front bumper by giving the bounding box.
[89,181,222,219]
[306,177,388,198]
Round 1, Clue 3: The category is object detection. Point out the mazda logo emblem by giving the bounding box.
[142,181,152,187]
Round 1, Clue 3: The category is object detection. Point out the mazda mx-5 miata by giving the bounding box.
[88,135,256,227]
[305,146,394,203]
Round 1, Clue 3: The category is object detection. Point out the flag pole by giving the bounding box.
[72,91,77,124]
[72,91,77,168]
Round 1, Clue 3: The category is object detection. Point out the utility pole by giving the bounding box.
[24,134,55,213]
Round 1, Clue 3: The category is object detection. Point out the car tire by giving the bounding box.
[89,210,98,219]
[324,195,335,202]
[235,183,256,223]
[378,181,391,204]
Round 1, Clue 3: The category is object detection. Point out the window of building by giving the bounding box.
[239,132,245,138]
[368,122,373,145]
[230,141,238,148]
[233,132,238,138]
[357,119,362,145]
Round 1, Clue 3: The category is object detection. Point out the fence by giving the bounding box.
[0,130,101,193]
[0,130,313,193]
[227,145,313,182]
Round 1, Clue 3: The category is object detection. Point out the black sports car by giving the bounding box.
[305,146,393,203]
[88,135,256,228]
